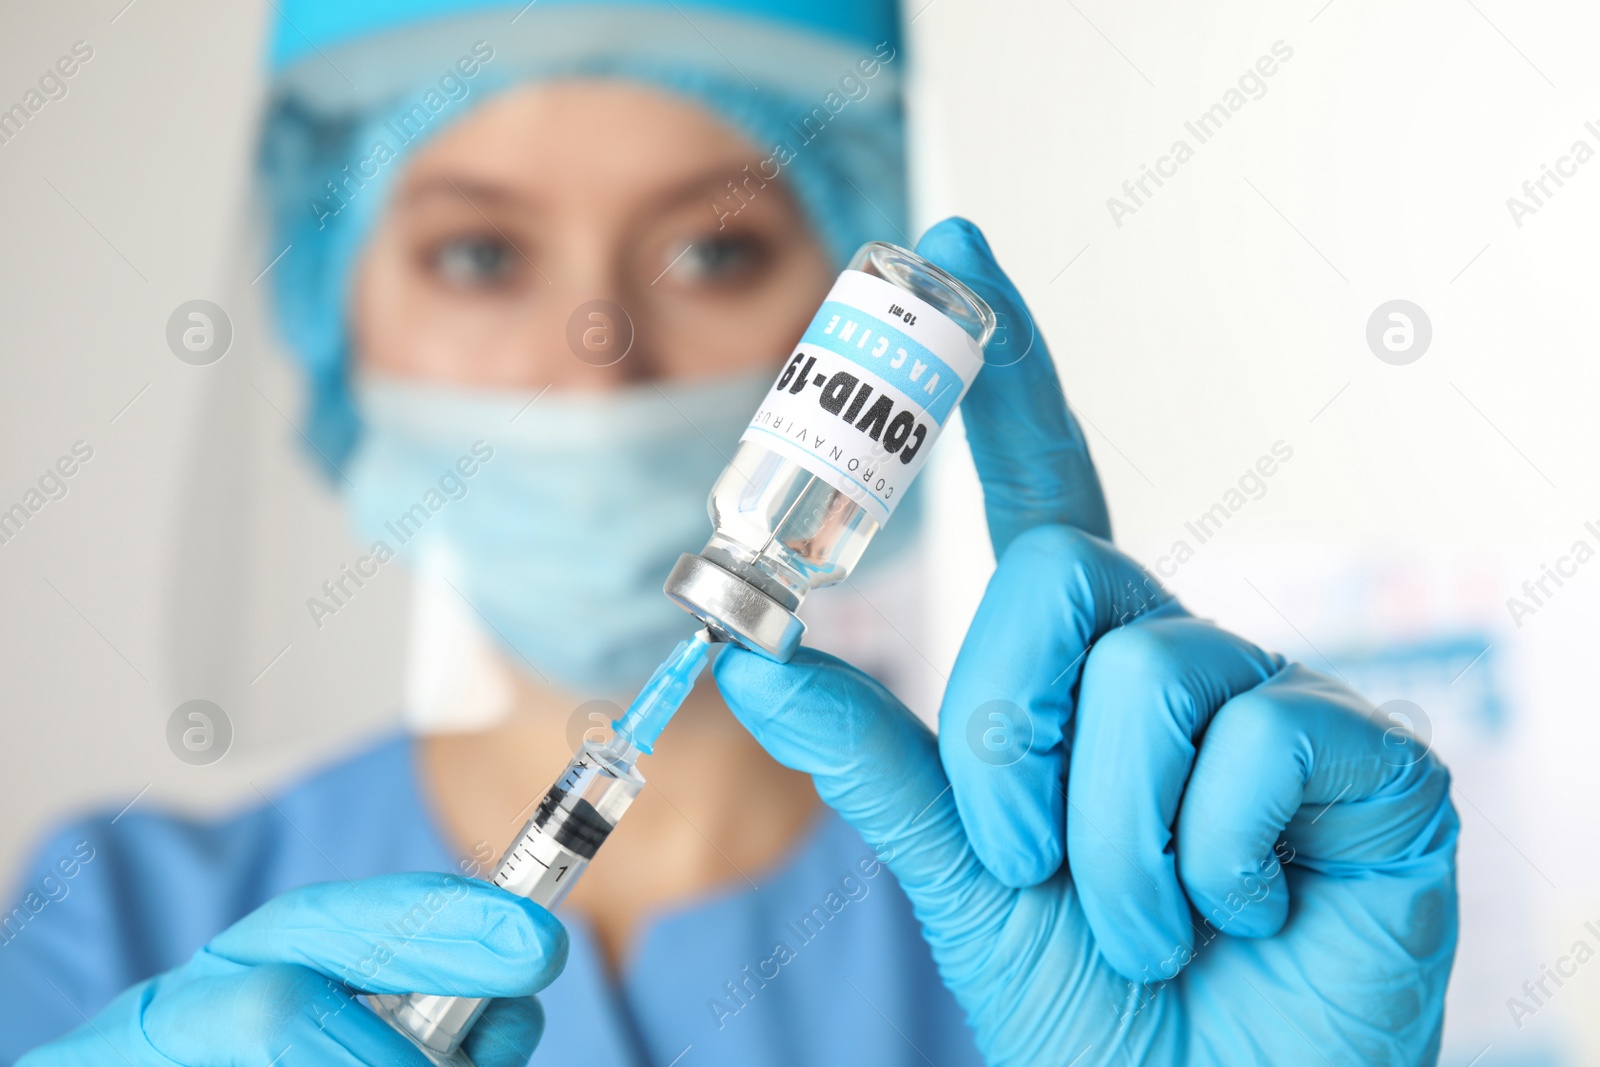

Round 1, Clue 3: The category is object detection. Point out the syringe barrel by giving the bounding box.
[370,741,643,1064]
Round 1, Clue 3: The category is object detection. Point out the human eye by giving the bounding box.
[663,233,770,288]
[426,232,524,290]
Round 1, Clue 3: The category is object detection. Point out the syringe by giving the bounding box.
[369,627,715,1066]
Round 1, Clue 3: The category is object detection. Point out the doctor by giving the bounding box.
[3,2,1457,1064]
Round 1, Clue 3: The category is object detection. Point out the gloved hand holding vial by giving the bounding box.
[373,221,1456,1067]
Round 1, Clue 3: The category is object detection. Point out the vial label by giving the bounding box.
[741,270,985,525]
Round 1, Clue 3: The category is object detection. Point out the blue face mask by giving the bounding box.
[346,372,773,697]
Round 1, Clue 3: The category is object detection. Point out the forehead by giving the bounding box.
[396,80,761,206]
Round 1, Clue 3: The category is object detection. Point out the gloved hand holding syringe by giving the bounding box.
[372,240,994,1065]
[368,627,715,1064]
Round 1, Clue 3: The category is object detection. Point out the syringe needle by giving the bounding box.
[610,627,713,756]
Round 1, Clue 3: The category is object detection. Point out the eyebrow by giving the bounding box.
[646,162,777,213]
[396,176,529,211]
[395,160,780,216]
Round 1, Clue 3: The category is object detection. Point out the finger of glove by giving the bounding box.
[938,524,1182,888]
[714,645,1011,934]
[913,217,1112,555]
[204,872,568,998]
[1067,616,1282,980]
[1178,664,1459,946]
[146,964,434,1066]
[462,996,545,1067]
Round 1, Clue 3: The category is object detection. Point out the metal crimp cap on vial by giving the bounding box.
[663,554,805,662]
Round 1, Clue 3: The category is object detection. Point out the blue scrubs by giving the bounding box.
[0,734,982,1065]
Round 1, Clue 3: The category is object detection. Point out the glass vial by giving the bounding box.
[664,241,996,660]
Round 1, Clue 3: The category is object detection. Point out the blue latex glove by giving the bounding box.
[715,218,1459,1065]
[18,873,566,1066]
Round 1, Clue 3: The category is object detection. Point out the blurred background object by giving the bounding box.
[1,2,1596,1063]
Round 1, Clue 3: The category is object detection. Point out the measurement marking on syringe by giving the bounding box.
[495,845,551,884]
[513,847,549,868]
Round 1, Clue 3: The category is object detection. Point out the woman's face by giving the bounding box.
[352,80,835,390]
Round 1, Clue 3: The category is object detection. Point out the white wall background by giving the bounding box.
[911,5,1600,1063]
[1,2,1597,1064]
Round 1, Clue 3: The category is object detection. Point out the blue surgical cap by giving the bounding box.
[257,0,907,474]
